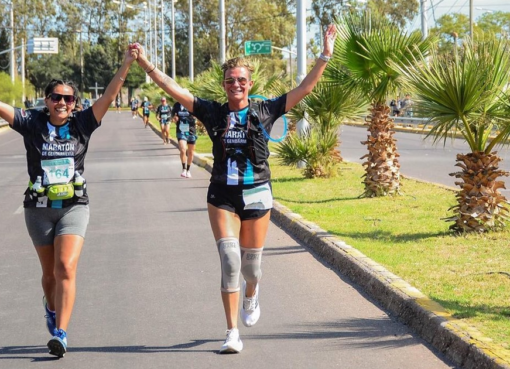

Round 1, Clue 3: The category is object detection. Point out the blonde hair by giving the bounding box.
[221,57,255,78]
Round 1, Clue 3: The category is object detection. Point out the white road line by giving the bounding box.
[14,206,23,214]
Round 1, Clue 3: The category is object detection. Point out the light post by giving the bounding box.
[153,0,158,69]
[113,0,134,65]
[171,0,178,79]
[219,0,225,63]
[78,28,84,93]
[10,0,14,84]
[271,46,297,87]
[189,0,193,82]
[161,0,165,74]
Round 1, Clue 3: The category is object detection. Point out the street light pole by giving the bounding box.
[161,0,165,74]
[421,0,428,40]
[148,0,152,63]
[153,0,158,68]
[10,0,14,84]
[469,0,474,37]
[189,0,194,82]
[80,29,84,93]
[219,0,225,63]
[171,0,176,79]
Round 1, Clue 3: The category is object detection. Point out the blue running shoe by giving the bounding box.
[47,329,67,358]
[42,296,56,335]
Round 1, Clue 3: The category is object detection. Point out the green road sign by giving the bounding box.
[245,40,272,56]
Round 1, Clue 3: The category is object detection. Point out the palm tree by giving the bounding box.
[276,82,367,178]
[398,37,510,233]
[324,12,434,197]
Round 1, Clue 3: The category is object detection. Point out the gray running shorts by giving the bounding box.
[24,204,90,246]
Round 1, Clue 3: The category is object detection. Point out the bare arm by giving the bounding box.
[92,47,137,122]
[134,45,195,113]
[285,24,337,112]
[0,101,15,126]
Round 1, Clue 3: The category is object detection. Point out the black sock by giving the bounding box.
[186,164,191,171]
[182,163,186,170]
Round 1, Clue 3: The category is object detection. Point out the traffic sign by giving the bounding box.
[245,40,272,56]
[27,38,59,54]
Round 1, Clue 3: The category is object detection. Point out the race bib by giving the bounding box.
[41,158,75,185]
[243,183,273,210]
[180,123,190,133]
[161,114,168,120]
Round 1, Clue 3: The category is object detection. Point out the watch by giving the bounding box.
[319,53,331,62]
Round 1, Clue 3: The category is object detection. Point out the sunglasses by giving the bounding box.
[47,93,77,104]
[224,77,249,86]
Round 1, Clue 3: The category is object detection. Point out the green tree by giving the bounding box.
[0,29,9,74]
[399,38,510,233]
[173,0,295,77]
[367,0,419,28]
[0,71,25,106]
[325,12,434,197]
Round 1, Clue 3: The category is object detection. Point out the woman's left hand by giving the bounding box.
[322,24,337,58]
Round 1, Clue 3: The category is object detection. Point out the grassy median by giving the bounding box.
[152,121,510,350]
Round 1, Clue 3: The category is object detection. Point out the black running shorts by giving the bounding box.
[207,182,271,220]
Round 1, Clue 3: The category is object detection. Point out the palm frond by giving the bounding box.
[397,37,510,152]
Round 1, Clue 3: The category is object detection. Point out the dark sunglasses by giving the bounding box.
[47,93,77,104]
[224,77,249,86]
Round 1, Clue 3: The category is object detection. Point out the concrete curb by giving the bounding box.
[188,148,510,369]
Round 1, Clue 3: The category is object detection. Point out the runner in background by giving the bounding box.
[172,98,197,178]
[156,97,172,144]
[115,95,121,113]
[140,97,153,128]
[130,97,139,119]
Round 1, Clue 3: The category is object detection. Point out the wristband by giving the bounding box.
[319,53,331,63]
[119,77,125,82]
[147,65,156,74]
[144,64,155,73]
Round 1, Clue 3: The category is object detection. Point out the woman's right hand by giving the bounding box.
[129,43,150,68]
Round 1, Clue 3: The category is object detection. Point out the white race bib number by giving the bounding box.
[243,183,273,210]
[41,158,75,185]
[180,123,190,133]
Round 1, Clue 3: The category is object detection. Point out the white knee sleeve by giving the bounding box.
[241,247,263,285]
[217,237,241,293]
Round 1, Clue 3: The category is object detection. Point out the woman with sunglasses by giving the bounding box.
[0,47,138,358]
[132,24,337,353]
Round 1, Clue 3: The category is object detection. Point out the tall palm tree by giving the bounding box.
[398,37,510,233]
[324,12,434,197]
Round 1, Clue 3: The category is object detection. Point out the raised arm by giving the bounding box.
[285,24,337,112]
[92,47,137,122]
[0,101,15,127]
[132,44,194,113]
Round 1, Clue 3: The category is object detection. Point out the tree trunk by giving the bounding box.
[446,151,510,233]
[360,103,401,197]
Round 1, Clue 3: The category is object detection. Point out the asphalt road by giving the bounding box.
[0,112,455,368]
[339,125,510,197]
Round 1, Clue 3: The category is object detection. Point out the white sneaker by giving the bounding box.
[219,328,243,354]
[186,171,192,178]
[240,280,260,327]
[180,170,187,178]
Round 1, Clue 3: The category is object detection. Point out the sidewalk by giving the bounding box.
[152,123,510,369]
